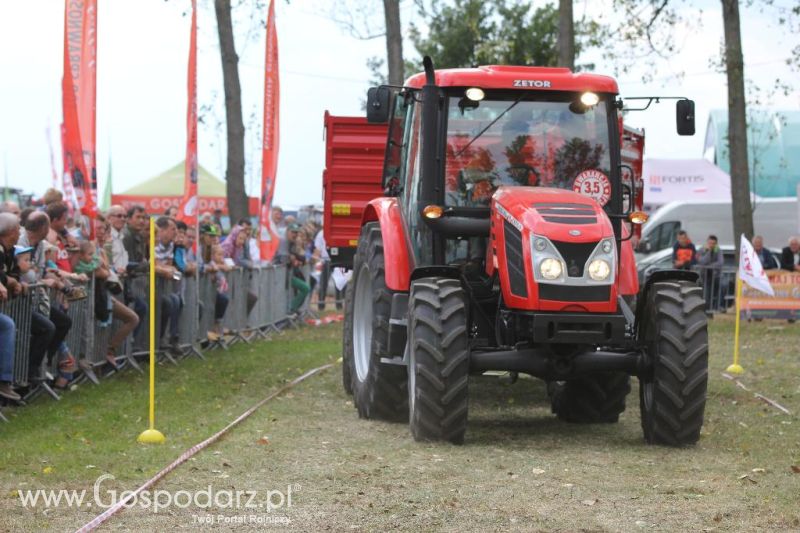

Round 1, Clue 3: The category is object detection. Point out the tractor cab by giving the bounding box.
[337,57,707,448]
[370,62,633,317]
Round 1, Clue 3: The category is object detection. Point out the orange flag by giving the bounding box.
[62,0,98,227]
[177,0,198,225]
[258,0,281,261]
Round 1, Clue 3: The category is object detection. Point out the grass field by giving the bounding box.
[1,316,798,531]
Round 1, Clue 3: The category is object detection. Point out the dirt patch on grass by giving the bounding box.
[4,317,800,531]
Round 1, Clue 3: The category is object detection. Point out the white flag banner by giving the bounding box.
[738,234,775,296]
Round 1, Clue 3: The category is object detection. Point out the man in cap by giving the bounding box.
[199,223,221,269]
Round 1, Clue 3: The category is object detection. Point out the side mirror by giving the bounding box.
[676,99,695,136]
[366,86,391,123]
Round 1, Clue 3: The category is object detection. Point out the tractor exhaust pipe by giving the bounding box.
[470,348,642,379]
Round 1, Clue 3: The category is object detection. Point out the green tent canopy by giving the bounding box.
[118,161,226,196]
[704,110,800,198]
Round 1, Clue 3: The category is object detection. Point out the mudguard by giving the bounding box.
[361,197,414,292]
[618,231,639,297]
[634,269,700,331]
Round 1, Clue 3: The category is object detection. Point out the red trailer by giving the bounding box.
[322,111,388,267]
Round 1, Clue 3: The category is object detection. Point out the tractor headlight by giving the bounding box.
[540,258,563,280]
[601,239,613,254]
[588,259,611,281]
[534,237,547,251]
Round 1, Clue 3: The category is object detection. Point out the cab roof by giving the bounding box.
[405,65,619,94]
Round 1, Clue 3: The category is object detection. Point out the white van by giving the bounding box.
[636,197,798,256]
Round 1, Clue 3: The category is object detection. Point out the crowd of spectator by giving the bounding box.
[671,230,800,313]
[671,231,797,273]
[0,193,344,404]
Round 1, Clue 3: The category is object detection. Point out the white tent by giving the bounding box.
[642,159,758,211]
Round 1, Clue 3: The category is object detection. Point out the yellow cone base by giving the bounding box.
[726,363,745,375]
[137,428,166,444]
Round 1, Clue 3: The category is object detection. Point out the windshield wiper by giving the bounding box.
[453,92,530,159]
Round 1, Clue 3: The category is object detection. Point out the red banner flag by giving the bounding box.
[176,0,198,225]
[62,0,98,226]
[258,0,281,261]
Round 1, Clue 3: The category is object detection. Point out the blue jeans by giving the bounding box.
[0,313,15,382]
[215,292,229,321]
[130,296,147,337]
[159,293,182,340]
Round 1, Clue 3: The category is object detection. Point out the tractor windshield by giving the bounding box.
[444,94,613,208]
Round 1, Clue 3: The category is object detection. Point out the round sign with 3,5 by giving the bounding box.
[573,169,611,206]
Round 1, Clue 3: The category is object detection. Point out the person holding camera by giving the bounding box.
[154,216,183,353]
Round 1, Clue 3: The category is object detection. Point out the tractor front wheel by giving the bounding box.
[639,280,708,446]
[408,277,470,444]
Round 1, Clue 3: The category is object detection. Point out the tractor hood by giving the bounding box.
[490,186,618,313]
[492,186,614,242]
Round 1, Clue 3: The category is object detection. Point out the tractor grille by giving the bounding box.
[504,220,528,298]
[539,284,610,302]
[534,202,597,225]
[552,240,597,278]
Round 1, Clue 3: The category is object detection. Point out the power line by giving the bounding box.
[237,59,370,85]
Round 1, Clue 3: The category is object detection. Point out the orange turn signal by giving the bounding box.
[629,210,649,225]
[423,205,443,219]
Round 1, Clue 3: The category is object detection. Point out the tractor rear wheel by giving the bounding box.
[348,223,407,421]
[408,278,470,444]
[549,372,631,423]
[639,280,708,446]
[341,266,355,396]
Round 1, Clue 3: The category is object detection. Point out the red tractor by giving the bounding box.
[324,58,707,446]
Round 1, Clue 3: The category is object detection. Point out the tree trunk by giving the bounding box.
[557,0,575,69]
[721,0,753,248]
[214,0,249,222]
[383,0,404,85]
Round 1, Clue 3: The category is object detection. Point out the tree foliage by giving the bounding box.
[407,0,605,71]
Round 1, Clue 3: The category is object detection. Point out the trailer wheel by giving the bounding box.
[349,223,407,421]
[408,277,470,444]
[549,372,631,423]
[639,280,708,446]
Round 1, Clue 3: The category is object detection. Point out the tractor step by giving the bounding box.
[380,356,407,367]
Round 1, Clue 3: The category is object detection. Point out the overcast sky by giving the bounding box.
[0,0,797,208]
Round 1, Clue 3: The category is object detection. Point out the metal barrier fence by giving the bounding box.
[128,274,150,356]
[179,275,202,358]
[222,268,249,344]
[692,264,737,313]
[0,290,34,386]
[62,279,95,364]
[0,266,302,409]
